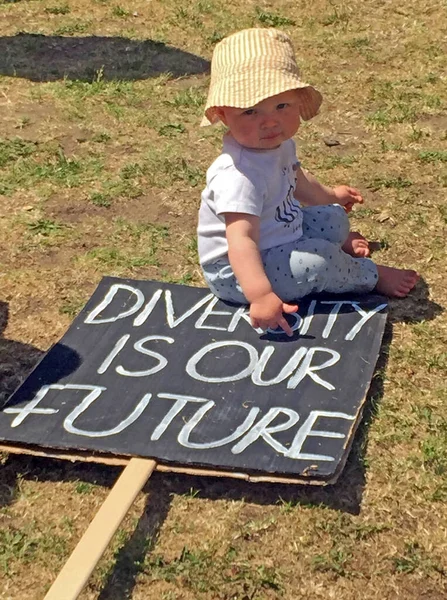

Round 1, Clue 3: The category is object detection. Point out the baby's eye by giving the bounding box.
[243,108,255,116]
[277,103,289,110]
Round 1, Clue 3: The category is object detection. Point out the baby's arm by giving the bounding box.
[225,213,298,336]
[294,167,363,212]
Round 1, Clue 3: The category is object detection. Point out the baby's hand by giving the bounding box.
[333,185,363,213]
[250,292,298,337]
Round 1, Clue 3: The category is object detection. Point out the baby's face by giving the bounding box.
[215,89,301,150]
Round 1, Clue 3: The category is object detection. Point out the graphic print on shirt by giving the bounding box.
[275,162,301,233]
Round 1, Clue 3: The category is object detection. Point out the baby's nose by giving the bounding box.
[261,114,279,127]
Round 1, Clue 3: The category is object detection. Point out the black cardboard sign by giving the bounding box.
[0,277,387,483]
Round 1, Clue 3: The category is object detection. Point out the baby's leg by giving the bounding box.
[301,205,370,257]
[201,260,247,304]
[301,205,349,245]
[263,237,378,301]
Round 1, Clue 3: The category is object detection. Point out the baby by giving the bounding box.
[197,28,418,335]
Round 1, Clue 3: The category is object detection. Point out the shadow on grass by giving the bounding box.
[0,302,44,409]
[0,33,210,82]
[387,277,443,324]
[0,301,45,506]
[0,300,82,506]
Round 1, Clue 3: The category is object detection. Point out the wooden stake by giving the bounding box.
[44,457,156,600]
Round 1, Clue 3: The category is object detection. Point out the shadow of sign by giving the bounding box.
[0,301,44,410]
[0,34,210,81]
[0,300,81,507]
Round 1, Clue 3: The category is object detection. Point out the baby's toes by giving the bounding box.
[355,245,370,258]
[398,271,419,293]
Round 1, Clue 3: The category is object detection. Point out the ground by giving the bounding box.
[0,0,446,598]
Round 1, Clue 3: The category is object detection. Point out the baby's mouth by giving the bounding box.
[262,132,281,140]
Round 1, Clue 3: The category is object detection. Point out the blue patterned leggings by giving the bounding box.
[202,204,378,304]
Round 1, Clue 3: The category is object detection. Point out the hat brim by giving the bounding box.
[201,83,322,127]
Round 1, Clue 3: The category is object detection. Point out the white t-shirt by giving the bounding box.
[198,134,303,265]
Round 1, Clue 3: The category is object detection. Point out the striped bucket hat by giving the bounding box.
[201,28,322,126]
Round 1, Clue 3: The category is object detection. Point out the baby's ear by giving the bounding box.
[214,107,228,125]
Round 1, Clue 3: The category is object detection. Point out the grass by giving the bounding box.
[167,87,206,109]
[0,526,68,576]
[44,4,70,15]
[0,0,446,598]
[26,218,66,236]
[0,145,104,195]
[157,123,186,137]
[391,541,446,576]
[418,150,447,163]
[0,138,37,167]
[111,5,132,18]
[53,22,91,36]
[85,247,159,269]
[89,191,112,207]
[367,176,413,191]
[312,547,352,577]
[254,6,295,27]
[145,545,283,595]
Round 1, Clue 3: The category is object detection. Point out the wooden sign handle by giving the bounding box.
[44,457,157,600]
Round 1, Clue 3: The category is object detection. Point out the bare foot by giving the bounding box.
[375,265,419,297]
[342,231,370,258]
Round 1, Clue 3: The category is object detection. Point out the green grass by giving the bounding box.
[0,146,104,195]
[89,191,113,207]
[365,78,444,128]
[0,529,38,575]
[418,150,447,162]
[44,4,70,15]
[320,154,357,169]
[145,546,283,595]
[167,88,206,109]
[80,221,171,270]
[254,6,295,27]
[158,123,186,137]
[91,132,112,143]
[74,481,96,494]
[53,76,139,103]
[111,5,131,17]
[85,247,159,268]
[312,547,352,577]
[0,138,37,167]
[391,541,446,576]
[0,526,68,576]
[59,298,86,317]
[26,219,66,236]
[367,176,413,191]
[345,36,371,49]
[53,22,91,35]
[320,9,350,26]
[104,150,206,189]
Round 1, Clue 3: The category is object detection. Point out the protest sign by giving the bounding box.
[0,277,387,484]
